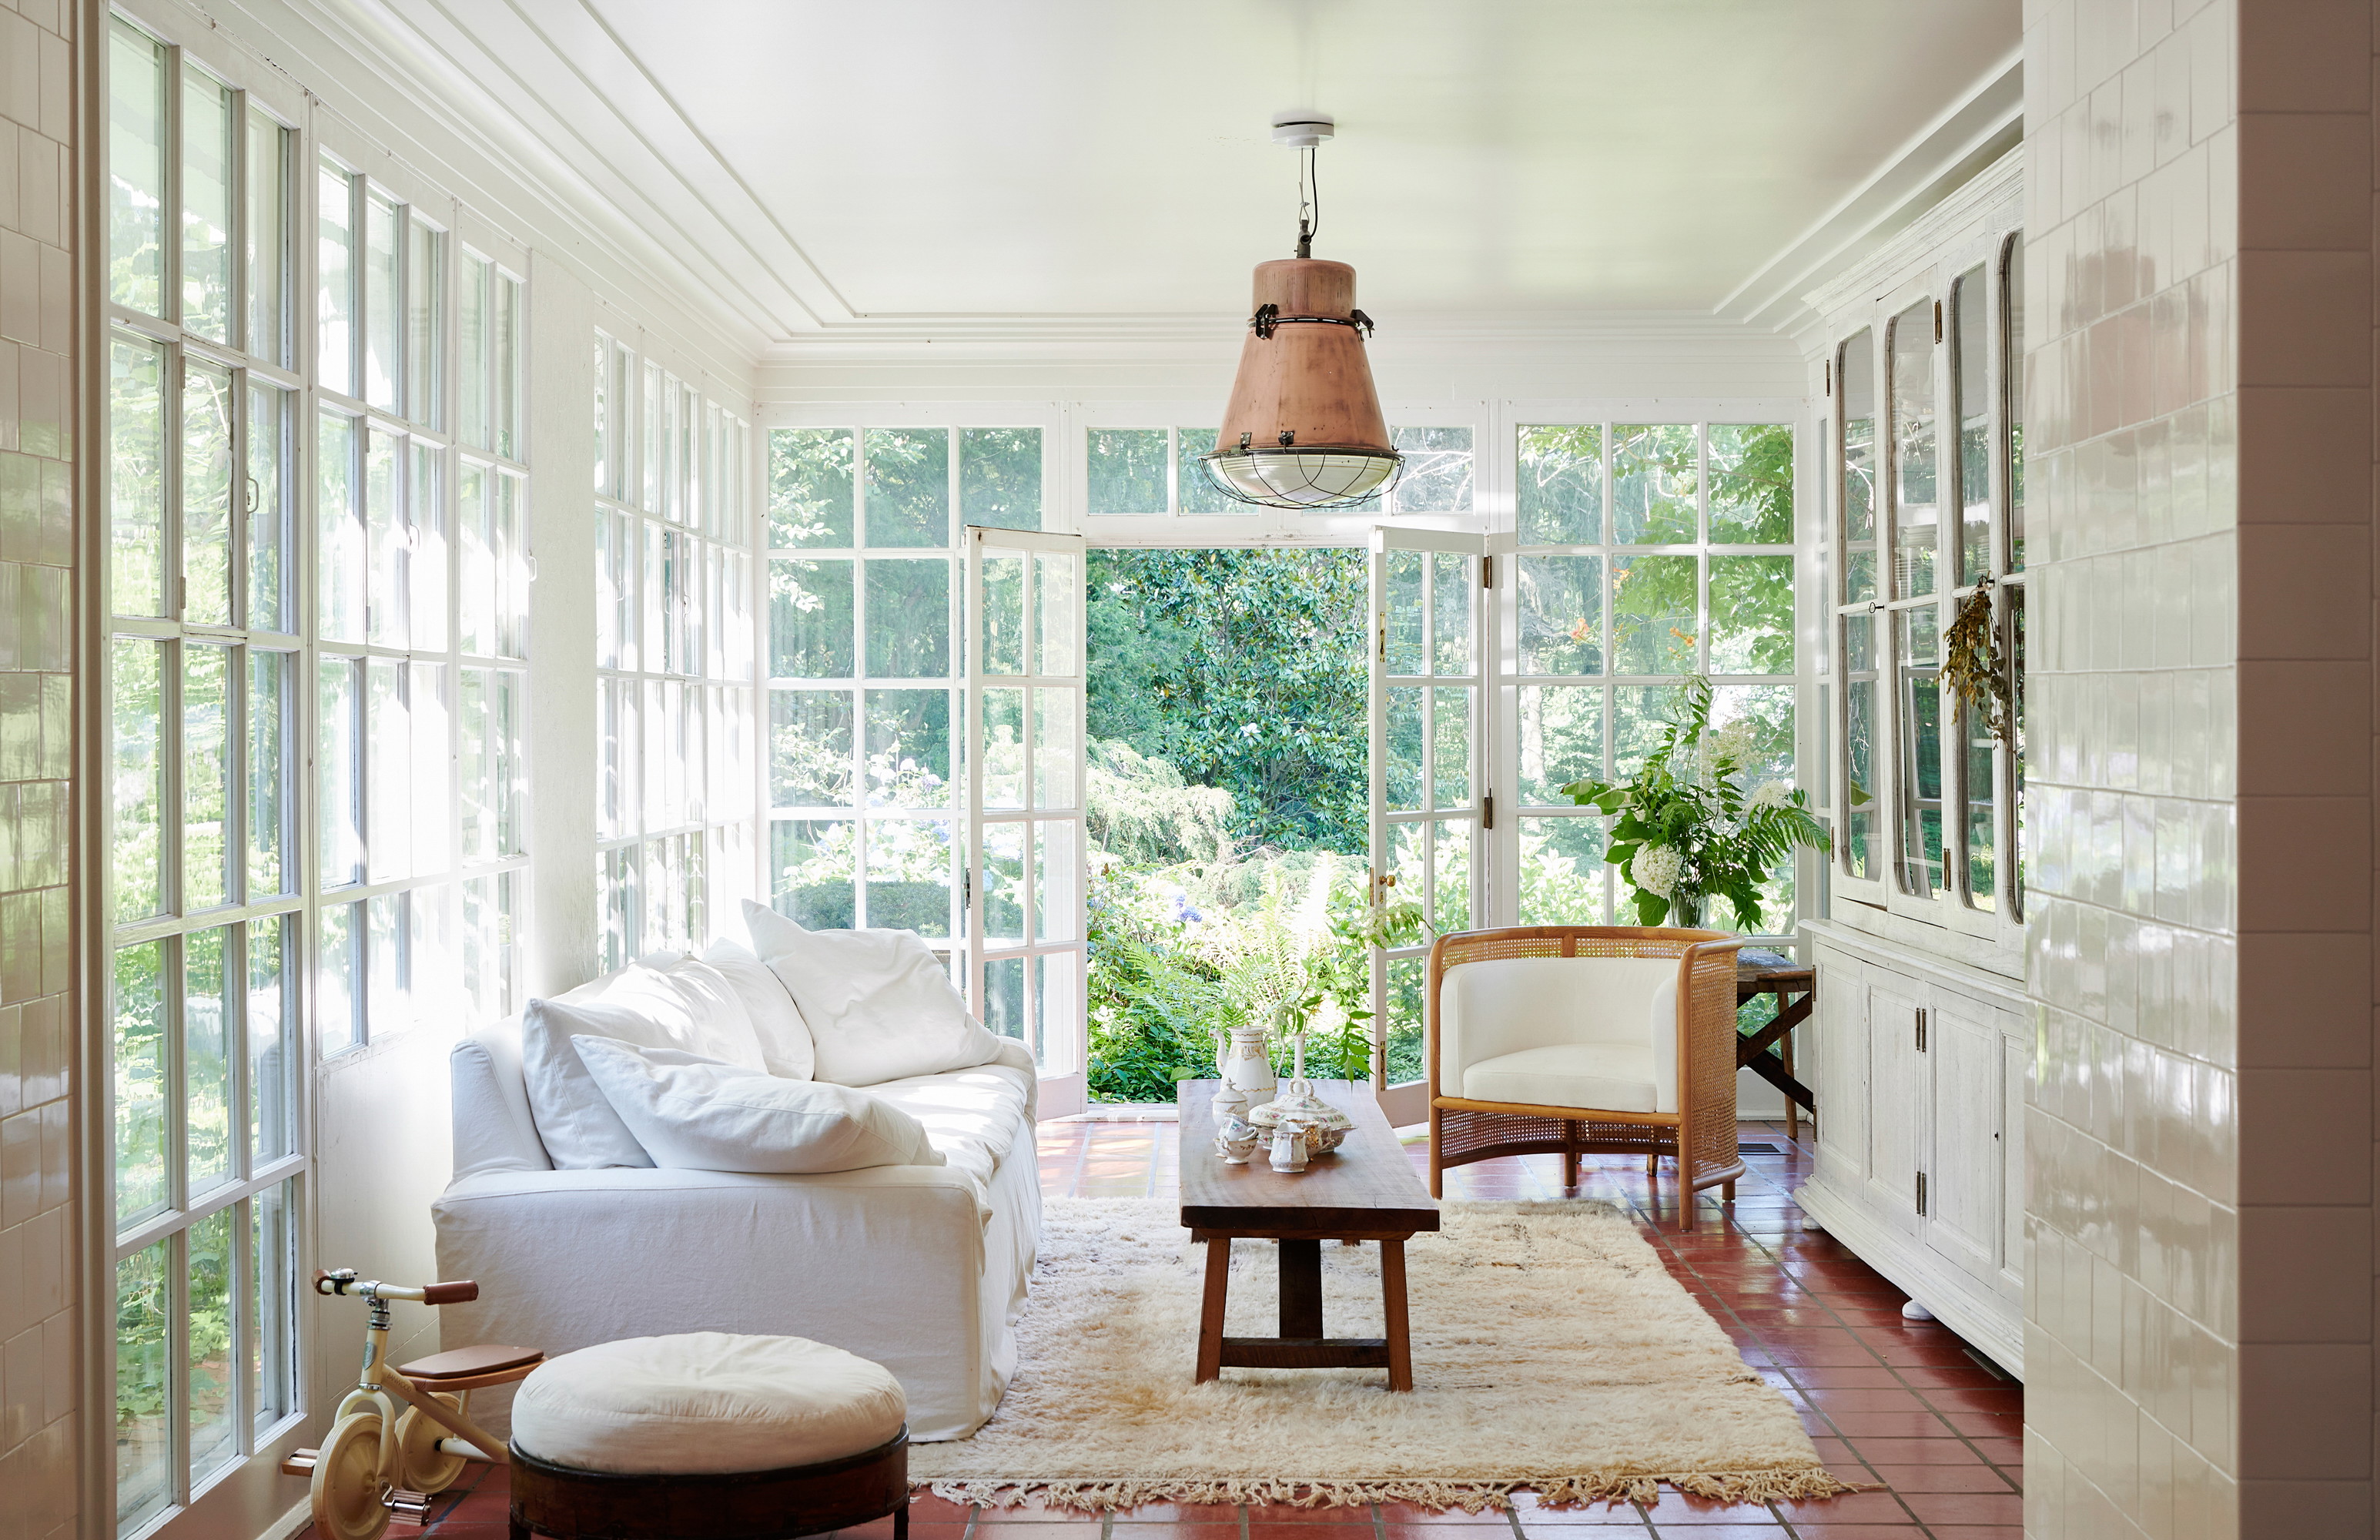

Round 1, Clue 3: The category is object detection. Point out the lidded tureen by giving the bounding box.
[1246,1036,1354,1156]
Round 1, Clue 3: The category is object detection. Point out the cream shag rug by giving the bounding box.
[912,1197,1859,1512]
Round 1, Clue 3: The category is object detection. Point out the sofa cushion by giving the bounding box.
[511,1332,906,1475]
[743,900,1003,1086]
[522,964,769,1169]
[864,1061,1033,1196]
[1461,1043,1662,1114]
[703,937,816,1080]
[574,1038,943,1175]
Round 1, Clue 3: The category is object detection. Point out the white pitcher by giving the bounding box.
[1217,1023,1277,1101]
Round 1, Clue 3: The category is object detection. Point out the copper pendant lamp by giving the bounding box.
[1197,113,1402,511]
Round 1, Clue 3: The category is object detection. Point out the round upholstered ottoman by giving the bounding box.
[507,1333,909,1540]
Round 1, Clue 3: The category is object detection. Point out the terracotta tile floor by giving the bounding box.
[304,1119,2022,1540]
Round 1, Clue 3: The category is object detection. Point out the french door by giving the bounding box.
[963,527,1089,1110]
[1367,527,1489,1126]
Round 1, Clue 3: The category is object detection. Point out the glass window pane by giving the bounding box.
[1518,684,1603,805]
[1712,683,1796,787]
[407,220,443,427]
[770,428,854,547]
[318,159,355,395]
[1516,425,1601,544]
[1707,424,1793,544]
[1708,555,1794,674]
[1839,329,1877,604]
[1432,820,1473,934]
[411,443,447,651]
[252,1178,298,1432]
[112,639,164,920]
[980,554,1025,676]
[182,643,231,910]
[1431,552,1474,675]
[112,939,167,1224]
[115,1239,172,1533]
[496,670,525,856]
[862,428,949,547]
[182,66,234,341]
[1953,268,1992,584]
[1035,820,1076,942]
[247,110,287,365]
[769,557,854,678]
[1176,425,1233,514]
[497,472,527,658]
[1519,816,1607,926]
[249,915,293,1163]
[1087,428,1168,514]
[1612,683,1681,778]
[495,274,522,460]
[770,818,856,928]
[1387,686,1422,813]
[109,333,166,618]
[771,689,853,808]
[981,688,1023,811]
[1842,611,1879,880]
[249,651,288,896]
[1890,299,1939,599]
[864,688,951,808]
[318,410,363,642]
[1518,554,1602,676]
[368,891,409,1039]
[1610,424,1697,544]
[458,255,488,450]
[109,22,166,316]
[983,954,1025,1040]
[457,462,493,655]
[366,658,408,883]
[1383,954,1424,1086]
[1610,554,1698,675]
[865,817,952,936]
[413,663,451,876]
[363,192,401,410]
[1392,427,1474,513]
[247,383,289,632]
[1384,550,1423,675]
[982,822,1023,942]
[961,427,1040,531]
[1431,686,1471,808]
[319,655,360,886]
[320,899,361,1053]
[864,558,949,677]
[461,668,493,860]
[1035,687,1077,810]
[366,427,402,648]
[184,926,234,1197]
[1036,550,1077,678]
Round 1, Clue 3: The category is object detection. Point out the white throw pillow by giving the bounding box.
[573,1037,946,1174]
[701,937,815,1080]
[521,963,767,1170]
[742,900,1004,1087]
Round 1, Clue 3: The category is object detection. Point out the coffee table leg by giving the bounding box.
[1279,1238,1324,1340]
[1197,1234,1231,1382]
[1381,1239,1412,1392]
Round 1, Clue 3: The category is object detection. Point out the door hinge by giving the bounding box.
[1377,622,1387,661]
[1933,301,1943,343]
[962,869,972,907]
[1482,792,1495,832]
[1916,1171,1928,1215]
[1915,1006,1927,1052]
[1481,554,1494,589]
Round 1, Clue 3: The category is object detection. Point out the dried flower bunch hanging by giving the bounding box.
[1941,581,2016,748]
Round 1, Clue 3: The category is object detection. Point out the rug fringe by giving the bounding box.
[919,1468,1873,1512]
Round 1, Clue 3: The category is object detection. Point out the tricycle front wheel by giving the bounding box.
[310,1411,392,1540]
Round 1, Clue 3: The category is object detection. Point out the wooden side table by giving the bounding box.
[1736,952,1816,1141]
[1177,1081,1440,1392]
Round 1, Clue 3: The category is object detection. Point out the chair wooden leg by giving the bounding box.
[1428,1106,1444,1198]
[1562,1149,1579,1189]
[1722,1178,1736,1202]
[1646,1154,1659,1177]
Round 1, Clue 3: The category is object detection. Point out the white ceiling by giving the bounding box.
[355,0,2021,346]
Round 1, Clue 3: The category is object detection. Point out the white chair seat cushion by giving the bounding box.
[510,1332,907,1475]
[1461,1043,1662,1115]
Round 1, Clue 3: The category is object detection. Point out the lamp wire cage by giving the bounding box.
[1196,440,1405,511]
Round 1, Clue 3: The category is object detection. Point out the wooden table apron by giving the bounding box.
[1177,1080,1440,1392]
[1735,965,1816,1129]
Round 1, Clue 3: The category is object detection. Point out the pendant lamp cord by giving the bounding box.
[1296,144,1321,259]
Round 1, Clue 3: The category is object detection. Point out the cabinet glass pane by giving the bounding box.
[1890,300,1938,599]
[1707,424,1794,543]
[1087,428,1168,514]
[110,333,166,618]
[1611,424,1696,544]
[109,22,166,317]
[1896,605,1943,897]
[1960,688,1998,913]
[1518,685,1602,805]
[1841,611,1878,879]
[182,642,231,910]
[182,67,234,342]
[961,427,1040,531]
[863,429,949,547]
[1518,555,1602,676]
[1516,425,1602,544]
[1839,330,1876,604]
[113,939,166,1224]
[1953,266,1991,585]
[2005,234,2027,573]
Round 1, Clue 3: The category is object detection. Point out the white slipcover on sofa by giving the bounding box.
[431,944,1041,1442]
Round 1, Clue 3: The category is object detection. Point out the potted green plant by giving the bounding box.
[1560,676,1829,929]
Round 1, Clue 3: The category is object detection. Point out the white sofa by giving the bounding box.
[430,1009,1041,1441]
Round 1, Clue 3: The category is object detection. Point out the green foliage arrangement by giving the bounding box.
[1562,676,1829,930]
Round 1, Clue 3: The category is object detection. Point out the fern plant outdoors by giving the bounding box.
[1560,676,1829,930]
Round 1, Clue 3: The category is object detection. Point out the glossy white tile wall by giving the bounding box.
[2024,0,2380,1535]
[0,0,77,1534]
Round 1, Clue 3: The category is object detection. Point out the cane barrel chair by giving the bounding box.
[1426,926,1747,1230]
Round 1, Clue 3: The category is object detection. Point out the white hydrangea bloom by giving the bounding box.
[1706,720,1760,766]
[1633,843,1683,899]
[1751,779,1793,808]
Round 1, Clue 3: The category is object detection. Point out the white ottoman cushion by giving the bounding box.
[510,1333,906,1475]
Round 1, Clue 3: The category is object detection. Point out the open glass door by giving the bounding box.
[1369,527,1488,1127]
[966,526,1089,1114]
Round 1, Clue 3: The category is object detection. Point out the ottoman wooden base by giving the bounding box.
[509,1430,909,1540]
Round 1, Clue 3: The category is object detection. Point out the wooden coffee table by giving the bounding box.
[1178,1080,1441,1391]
